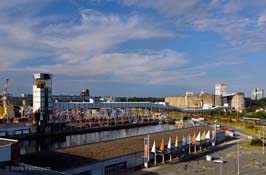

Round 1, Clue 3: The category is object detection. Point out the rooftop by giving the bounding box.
[21,126,211,171]
[0,138,17,146]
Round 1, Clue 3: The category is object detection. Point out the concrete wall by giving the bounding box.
[200,93,215,107]
[64,153,144,175]
[165,93,215,109]
[165,96,185,108]
[0,144,11,162]
[231,93,245,112]
[185,94,201,109]
[215,95,222,107]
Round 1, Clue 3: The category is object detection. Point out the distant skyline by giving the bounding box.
[1,0,266,97]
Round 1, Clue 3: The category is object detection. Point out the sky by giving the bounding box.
[1,0,266,97]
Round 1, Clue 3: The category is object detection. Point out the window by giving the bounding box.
[104,162,127,175]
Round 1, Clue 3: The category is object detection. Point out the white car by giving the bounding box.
[213,159,224,163]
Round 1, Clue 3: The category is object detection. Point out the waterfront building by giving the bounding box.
[215,83,227,96]
[33,73,53,124]
[251,88,264,100]
[80,88,90,97]
[165,92,245,112]
[165,92,216,109]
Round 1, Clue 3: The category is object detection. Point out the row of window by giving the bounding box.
[104,162,127,175]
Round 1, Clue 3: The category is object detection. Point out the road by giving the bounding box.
[224,124,258,139]
[126,127,266,175]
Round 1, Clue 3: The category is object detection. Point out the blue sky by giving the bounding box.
[1,0,266,97]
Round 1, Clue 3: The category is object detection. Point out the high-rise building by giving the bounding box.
[33,73,53,124]
[215,83,227,96]
[251,88,264,100]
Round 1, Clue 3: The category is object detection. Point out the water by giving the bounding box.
[20,124,179,154]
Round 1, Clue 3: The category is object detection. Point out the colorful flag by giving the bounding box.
[175,136,178,148]
[159,138,164,152]
[187,134,192,145]
[167,137,171,149]
[192,133,196,145]
[201,131,206,141]
[212,129,216,141]
[144,138,149,159]
[196,132,201,142]
[182,135,187,146]
[151,140,156,153]
[205,130,210,140]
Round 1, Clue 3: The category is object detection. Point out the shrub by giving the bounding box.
[250,138,263,146]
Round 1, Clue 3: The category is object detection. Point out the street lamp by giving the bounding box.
[237,140,240,175]
[263,126,265,155]
[220,158,223,175]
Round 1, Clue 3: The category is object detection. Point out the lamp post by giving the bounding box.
[263,126,265,155]
[237,140,240,175]
[220,163,223,175]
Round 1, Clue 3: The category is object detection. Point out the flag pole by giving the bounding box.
[144,137,148,168]
[237,140,240,175]
[148,135,150,161]
[151,140,156,166]
[168,137,172,161]
[154,151,157,166]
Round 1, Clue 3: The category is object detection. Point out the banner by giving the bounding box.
[187,134,192,145]
[205,130,210,140]
[144,137,149,168]
[159,138,164,153]
[182,135,187,146]
[201,131,206,141]
[196,132,201,142]
[167,137,171,149]
[192,133,196,145]
[144,138,149,160]
[151,140,156,153]
[175,136,178,148]
[212,129,216,141]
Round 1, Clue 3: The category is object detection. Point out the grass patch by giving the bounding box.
[241,143,262,149]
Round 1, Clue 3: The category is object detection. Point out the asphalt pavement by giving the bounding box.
[126,126,266,175]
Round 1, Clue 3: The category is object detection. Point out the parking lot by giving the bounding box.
[129,140,266,175]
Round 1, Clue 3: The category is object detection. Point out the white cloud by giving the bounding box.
[123,0,200,16]
[208,0,220,9]
[258,12,266,25]
[36,9,174,64]
[190,13,266,51]
[15,49,196,85]
[0,0,34,10]
[0,8,174,70]
[123,0,266,52]
[223,0,266,14]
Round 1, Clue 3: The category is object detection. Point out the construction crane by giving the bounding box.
[1,79,14,122]
[1,79,9,120]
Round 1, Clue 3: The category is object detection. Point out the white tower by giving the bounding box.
[215,83,227,96]
[33,73,53,123]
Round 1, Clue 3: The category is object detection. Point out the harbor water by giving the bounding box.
[20,124,179,154]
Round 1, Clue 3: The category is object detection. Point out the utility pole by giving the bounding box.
[237,140,240,175]
[220,162,223,175]
[263,126,265,155]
